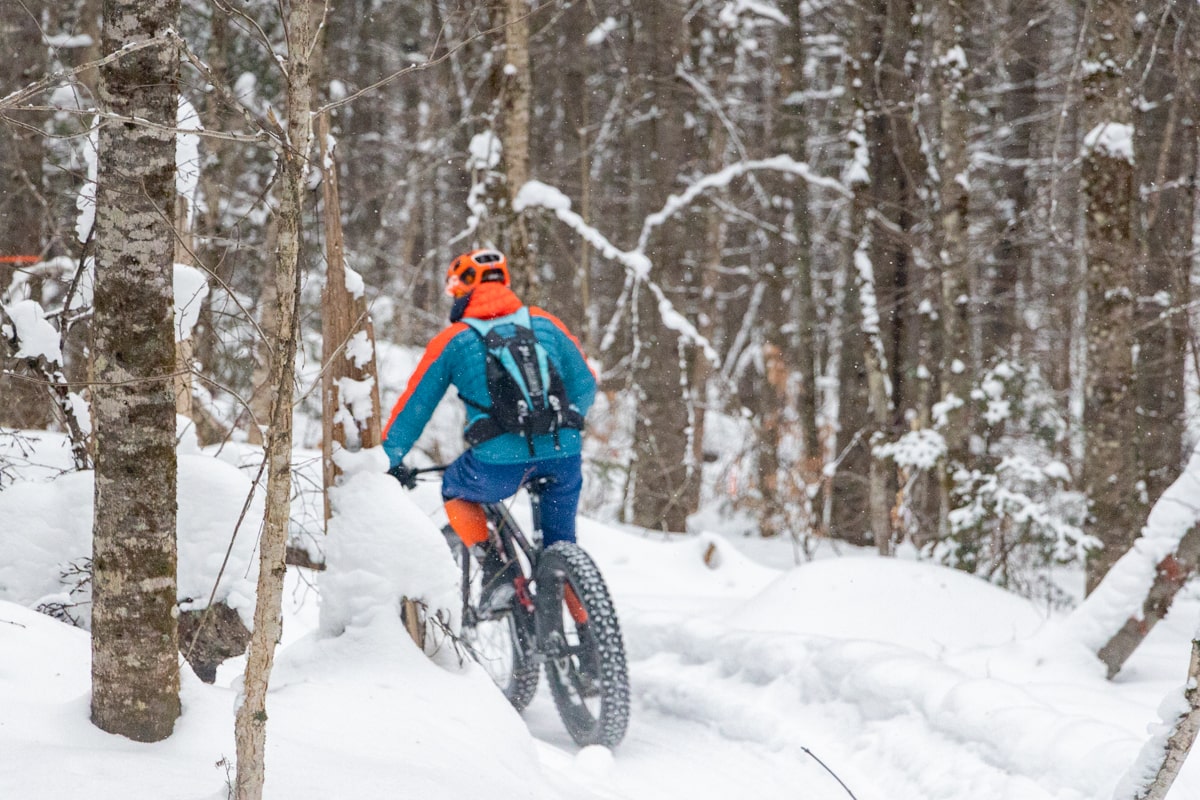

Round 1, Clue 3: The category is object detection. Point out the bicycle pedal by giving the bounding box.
[480,581,516,614]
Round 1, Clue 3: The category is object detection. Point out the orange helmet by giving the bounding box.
[445,248,510,298]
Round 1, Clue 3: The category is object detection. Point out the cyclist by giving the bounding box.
[383,248,597,600]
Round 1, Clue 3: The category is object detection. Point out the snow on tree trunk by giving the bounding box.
[838,0,894,554]
[1096,522,1200,679]
[318,113,381,531]
[847,117,893,553]
[89,0,182,743]
[233,1,316,796]
[171,104,215,441]
[0,298,92,469]
[319,448,460,647]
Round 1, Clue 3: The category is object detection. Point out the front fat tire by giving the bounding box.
[535,542,630,748]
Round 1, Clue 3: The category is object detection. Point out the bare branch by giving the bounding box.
[0,35,165,112]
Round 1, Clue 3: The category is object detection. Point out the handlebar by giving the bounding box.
[393,463,556,495]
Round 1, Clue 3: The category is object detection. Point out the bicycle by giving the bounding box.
[404,465,630,749]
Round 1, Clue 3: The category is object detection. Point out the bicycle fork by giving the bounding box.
[528,487,588,625]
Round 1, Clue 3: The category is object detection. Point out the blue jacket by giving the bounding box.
[383,284,597,467]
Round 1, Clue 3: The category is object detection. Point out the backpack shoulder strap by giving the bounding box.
[461,308,531,342]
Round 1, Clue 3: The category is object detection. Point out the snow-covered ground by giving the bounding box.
[2,429,1199,800]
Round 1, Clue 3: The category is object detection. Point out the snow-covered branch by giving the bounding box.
[636,155,851,253]
[514,181,719,364]
[1066,443,1200,651]
[515,158,847,365]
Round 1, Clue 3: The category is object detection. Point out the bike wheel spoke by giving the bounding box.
[444,523,538,712]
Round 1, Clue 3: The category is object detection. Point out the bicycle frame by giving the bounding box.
[482,478,555,614]
[409,465,550,613]
[400,464,630,746]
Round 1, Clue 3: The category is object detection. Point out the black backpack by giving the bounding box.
[461,308,583,455]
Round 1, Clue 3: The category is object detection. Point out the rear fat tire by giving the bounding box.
[535,542,630,748]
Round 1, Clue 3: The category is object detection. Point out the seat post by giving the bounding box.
[527,476,552,547]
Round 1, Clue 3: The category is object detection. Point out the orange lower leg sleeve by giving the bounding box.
[444,499,489,547]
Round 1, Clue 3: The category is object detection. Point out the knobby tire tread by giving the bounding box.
[536,542,630,748]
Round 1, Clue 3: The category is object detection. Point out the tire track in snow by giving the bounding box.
[624,613,1139,800]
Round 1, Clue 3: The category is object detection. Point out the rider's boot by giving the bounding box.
[477,544,519,612]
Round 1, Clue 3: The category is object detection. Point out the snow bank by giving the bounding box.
[0,454,264,628]
[629,558,1138,800]
[319,447,460,641]
[261,609,555,800]
[731,557,1047,655]
[175,455,264,627]
[0,469,93,611]
[0,588,557,800]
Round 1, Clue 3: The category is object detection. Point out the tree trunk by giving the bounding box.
[629,0,698,534]
[319,113,382,524]
[233,1,316,796]
[984,0,1045,359]
[499,0,534,300]
[933,0,973,534]
[844,0,894,553]
[89,0,181,743]
[1080,0,1138,594]
[1134,0,1196,510]
[0,0,53,431]
[245,221,279,446]
[758,0,822,540]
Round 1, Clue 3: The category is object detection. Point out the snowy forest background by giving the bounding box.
[3,0,1198,596]
[2,0,1200,794]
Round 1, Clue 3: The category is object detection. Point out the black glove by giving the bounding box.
[388,463,418,489]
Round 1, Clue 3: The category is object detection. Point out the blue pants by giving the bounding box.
[441,450,583,547]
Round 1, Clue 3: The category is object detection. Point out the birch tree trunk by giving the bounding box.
[1080,0,1138,594]
[89,0,181,743]
[233,1,316,796]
